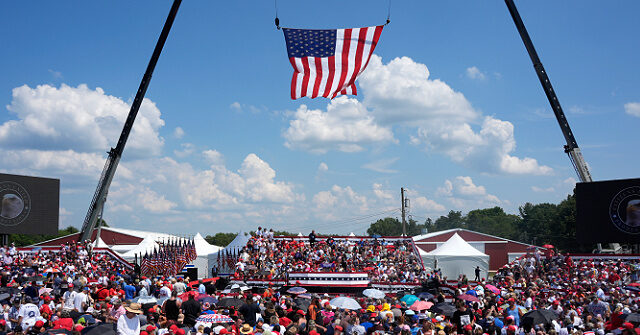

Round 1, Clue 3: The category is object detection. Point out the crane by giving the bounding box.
[504,0,592,183]
[78,0,182,242]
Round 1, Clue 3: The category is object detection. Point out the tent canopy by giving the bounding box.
[120,236,158,260]
[422,233,489,280]
[193,233,223,256]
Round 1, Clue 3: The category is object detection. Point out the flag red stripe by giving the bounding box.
[323,56,336,98]
[312,57,323,98]
[361,25,384,71]
[300,57,310,97]
[345,28,368,90]
[333,28,352,98]
[289,58,298,99]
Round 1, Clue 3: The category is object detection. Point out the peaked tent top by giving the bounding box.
[193,233,223,256]
[426,233,488,257]
[120,235,159,259]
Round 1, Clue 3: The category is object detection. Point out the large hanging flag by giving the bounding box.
[283,25,383,99]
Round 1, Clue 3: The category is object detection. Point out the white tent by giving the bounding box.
[207,232,252,276]
[92,236,109,248]
[119,236,159,261]
[192,233,223,279]
[422,233,489,280]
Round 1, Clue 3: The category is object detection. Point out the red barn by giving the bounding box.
[412,228,542,271]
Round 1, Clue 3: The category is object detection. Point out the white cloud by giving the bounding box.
[465,66,486,80]
[358,55,552,175]
[413,196,446,212]
[437,176,501,208]
[372,183,394,202]
[283,96,395,154]
[318,162,328,172]
[173,127,184,139]
[362,157,398,173]
[624,102,640,117]
[2,84,164,158]
[48,69,63,79]
[312,185,369,219]
[174,143,195,158]
[203,149,224,165]
[532,186,555,193]
[230,102,263,114]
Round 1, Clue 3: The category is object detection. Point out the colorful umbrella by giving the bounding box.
[287,287,307,294]
[484,284,500,295]
[329,297,361,310]
[410,300,433,311]
[457,294,480,302]
[400,294,419,305]
[196,314,234,323]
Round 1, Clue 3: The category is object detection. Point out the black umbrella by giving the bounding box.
[417,292,434,300]
[294,298,311,311]
[621,313,640,323]
[0,293,10,301]
[429,302,456,317]
[43,329,73,334]
[81,323,117,335]
[217,297,245,309]
[0,287,20,295]
[520,310,558,328]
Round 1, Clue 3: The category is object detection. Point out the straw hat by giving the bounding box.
[240,324,253,334]
[125,303,143,314]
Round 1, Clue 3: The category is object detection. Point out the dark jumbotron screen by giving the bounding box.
[0,173,59,235]
[576,178,640,243]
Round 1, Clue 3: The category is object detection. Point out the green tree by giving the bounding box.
[10,226,80,247]
[466,207,520,240]
[367,217,403,236]
[432,210,465,231]
[205,233,237,247]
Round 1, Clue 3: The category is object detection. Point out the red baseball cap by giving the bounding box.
[176,329,186,335]
[35,320,44,328]
[147,325,157,332]
[220,329,231,335]
[464,325,473,331]
[508,325,517,332]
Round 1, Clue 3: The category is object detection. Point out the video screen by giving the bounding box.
[576,178,640,243]
[0,173,59,235]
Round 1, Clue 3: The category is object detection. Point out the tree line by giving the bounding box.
[367,194,593,252]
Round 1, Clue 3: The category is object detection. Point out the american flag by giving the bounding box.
[283,25,383,99]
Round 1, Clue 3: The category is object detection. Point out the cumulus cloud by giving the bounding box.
[318,162,328,172]
[372,183,394,202]
[173,127,184,139]
[203,149,224,165]
[437,176,501,208]
[466,66,486,80]
[625,102,640,117]
[283,55,550,175]
[412,196,446,212]
[174,143,195,158]
[362,56,550,175]
[2,84,164,158]
[312,185,369,219]
[283,97,395,153]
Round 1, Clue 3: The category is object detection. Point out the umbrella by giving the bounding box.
[131,295,157,304]
[329,297,361,310]
[44,268,61,273]
[44,329,72,335]
[484,284,500,295]
[298,293,312,299]
[287,287,307,294]
[198,296,218,305]
[400,294,419,306]
[457,294,480,303]
[625,286,640,293]
[542,244,554,249]
[429,302,456,317]
[81,323,117,335]
[371,234,381,238]
[217,297,245,309]
[628,283,640,287]
[363,289,386,299]
[520,310,557,328]
[0,293,10,301]
[294,298,312,311]
[196,313,234,323]
[417,292,434,300]
[621,313,640,323]
[39,287,53,296]
[410,300,434,311]
[156,296,169,307]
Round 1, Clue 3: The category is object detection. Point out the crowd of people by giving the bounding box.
[231,229,426,283]
[0,233,637,335]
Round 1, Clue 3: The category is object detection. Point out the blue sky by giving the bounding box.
[1,1,638,236]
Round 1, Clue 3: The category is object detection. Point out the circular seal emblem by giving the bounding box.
[609,186,640,235]
[0,181,31,226]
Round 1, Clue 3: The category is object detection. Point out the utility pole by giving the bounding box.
[401,187,406,236]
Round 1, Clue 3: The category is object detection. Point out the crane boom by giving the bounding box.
[504,0,592,183]
[78,0,182,242]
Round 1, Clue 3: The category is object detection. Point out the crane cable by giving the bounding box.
[274,0,391,29]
